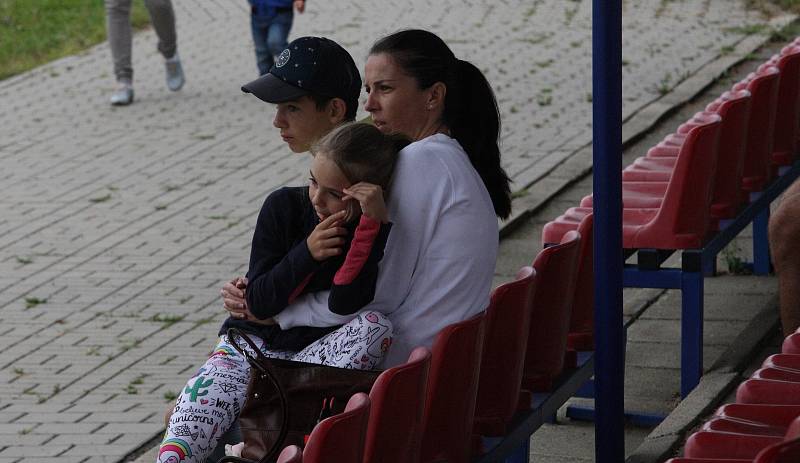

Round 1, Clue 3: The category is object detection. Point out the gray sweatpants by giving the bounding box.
[105,0,178,82]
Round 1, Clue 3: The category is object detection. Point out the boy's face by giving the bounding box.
[272,96,337,153]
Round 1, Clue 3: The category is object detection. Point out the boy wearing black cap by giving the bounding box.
[240,36,362,152]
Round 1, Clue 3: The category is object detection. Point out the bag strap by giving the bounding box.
[226,328,290,463]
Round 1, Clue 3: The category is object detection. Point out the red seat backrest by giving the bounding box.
[363,347,431,463]
[737,379,800,405]
[523,230,581,391]
[567,213,594,351]
[302,393,371,463]
[420,313,486,463]
[638,115,721,247]
[705,90,752,215]
[782,333,800,354]
[474,266,537,436]
[754,438,800,463]
[737,66,780,190]
[771,48,800,164]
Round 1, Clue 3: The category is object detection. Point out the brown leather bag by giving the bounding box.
[219,328,380,463]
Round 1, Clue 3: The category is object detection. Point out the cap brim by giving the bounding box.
[241,73,308,103]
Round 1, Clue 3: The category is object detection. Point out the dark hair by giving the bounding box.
[308,93,358,121]
[311,122,409,191]
[369,29,512,219]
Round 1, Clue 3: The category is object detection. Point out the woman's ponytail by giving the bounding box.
[445,59,511,219]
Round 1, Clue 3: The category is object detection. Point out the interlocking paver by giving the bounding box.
[0,0,789,461]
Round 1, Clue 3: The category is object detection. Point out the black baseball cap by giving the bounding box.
[241,36,362,107]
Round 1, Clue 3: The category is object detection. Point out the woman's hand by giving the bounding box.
[307,210,347,261]
[293,0,305,13]
[343,183,389,223]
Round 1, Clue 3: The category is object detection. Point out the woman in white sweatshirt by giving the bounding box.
[270,29,512,367]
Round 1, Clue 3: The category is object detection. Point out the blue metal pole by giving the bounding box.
[593,1,625,462]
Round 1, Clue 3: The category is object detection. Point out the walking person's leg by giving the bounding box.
[265,11,293,66]
[104,0,135,104]
[144,0,184,90]
[250,15,272,76]
[291,311,393,369]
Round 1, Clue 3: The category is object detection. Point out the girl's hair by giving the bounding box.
[369,29,512,219]
[311,122,409,191]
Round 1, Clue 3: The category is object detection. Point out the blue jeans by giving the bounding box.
[250,10,293,76]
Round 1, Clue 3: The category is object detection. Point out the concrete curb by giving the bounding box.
[625,296,780,463]
[499,13,797,238]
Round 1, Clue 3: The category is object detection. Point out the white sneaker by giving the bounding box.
[110,82,134,106]
[165,54,185,91]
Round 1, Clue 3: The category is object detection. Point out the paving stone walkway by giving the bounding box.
[0,1,786,462]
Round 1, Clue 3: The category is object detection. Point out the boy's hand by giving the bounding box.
[343,183,388,223]
[221,276,252,319]
[294,0,305,13]
[307,210,347,261]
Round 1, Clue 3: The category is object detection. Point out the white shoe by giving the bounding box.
[110,82,134,105]
[165,54,185,91]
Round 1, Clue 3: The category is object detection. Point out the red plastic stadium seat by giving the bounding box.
[762,354,800,372]
[706,403,800,437]
[683,416,800,460]
[575,116,722,249]
[302,393,370,463]
[782,333,800,354]
[474,267,537,436]
[541,208,585,245]
[619,96,749,222]
[522,230,581,391]
[583,114,722,213]
[667,437,800,462]
[732,66,780,193]
[276,445,303,463]
[752,367,800,383]
[566,214,595,351]
[420,313,486,463]
[540,214,594,351]
[768,47,800,167]
[364,347,431,463]
[737,379,800,405]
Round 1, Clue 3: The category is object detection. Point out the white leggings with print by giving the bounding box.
[157,311,392,463]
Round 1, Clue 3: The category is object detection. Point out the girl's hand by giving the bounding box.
[307,210,347,261]
[343,183,389,223]
[293,0,305,13]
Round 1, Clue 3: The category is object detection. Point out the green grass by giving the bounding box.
[0,0,150,81]
[747,0,800,15]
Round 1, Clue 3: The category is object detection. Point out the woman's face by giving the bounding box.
[308,154,355,221]
[364,53,432,140]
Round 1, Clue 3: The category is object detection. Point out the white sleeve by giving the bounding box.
[273,291,353,329]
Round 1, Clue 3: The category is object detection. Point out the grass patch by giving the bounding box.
[89,194,112,203]
[747,0,800,15]
[24,296,46,309]
[149,313,185,327]
[0,0,150,81]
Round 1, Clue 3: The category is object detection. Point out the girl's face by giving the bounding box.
[364,53,432,140]
[308,154,355,221]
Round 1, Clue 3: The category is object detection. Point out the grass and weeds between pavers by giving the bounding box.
[0,0,149,81]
